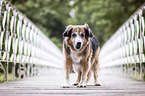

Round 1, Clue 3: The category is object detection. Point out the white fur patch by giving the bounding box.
[70,51,82,63]
[72,32,84,50]
[70,51,82,72]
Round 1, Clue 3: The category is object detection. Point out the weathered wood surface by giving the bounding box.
[0,68,145,96]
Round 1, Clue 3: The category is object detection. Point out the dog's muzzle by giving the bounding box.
[76,42,82,49]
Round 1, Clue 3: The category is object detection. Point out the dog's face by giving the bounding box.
[63,24,93,51]
[71,28,85,50]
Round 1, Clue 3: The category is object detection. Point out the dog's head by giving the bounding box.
[63,23,93,51]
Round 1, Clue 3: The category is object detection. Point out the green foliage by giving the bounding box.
[8,0,144,48]
[50,36,63,50]
[8,0,71,50]
[0,73,13,81]
[69,0,144,46]
[133,73,145,81]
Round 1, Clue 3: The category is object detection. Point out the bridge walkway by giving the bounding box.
[0,68,145,96]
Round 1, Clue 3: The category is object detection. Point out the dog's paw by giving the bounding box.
[61,84,70,88]
[77,83,87,88]
[95,82,101,86]
[61,85,69,88]
[73,82,79,86]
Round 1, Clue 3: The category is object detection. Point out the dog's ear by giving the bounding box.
[84,23,93,37]
[62,25,73,37]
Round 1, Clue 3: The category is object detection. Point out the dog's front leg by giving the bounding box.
[73,71,82,86]
[62,59,72,88]
[77,61,89,87]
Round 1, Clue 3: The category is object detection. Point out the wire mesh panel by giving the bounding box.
[0,0,62,82]
[100,3,145,80]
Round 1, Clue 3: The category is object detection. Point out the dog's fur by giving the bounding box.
[62,24,100,88]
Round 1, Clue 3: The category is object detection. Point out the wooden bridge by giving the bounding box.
[0,68,145,96]
[0,1,145,96]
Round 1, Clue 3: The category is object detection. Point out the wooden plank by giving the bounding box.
[0,68,145,96]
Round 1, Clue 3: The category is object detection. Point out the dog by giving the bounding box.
[62,23,100,88]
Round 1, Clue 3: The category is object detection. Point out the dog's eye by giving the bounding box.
[72,33,77,38]
[80,33,84,38]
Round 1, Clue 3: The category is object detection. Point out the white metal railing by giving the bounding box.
[0,0,62,82]
[100,3,145,80]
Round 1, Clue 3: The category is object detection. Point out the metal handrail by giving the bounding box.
[100,3,145,80]
[0,0,62,82]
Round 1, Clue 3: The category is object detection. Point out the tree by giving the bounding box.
[9,0,145,48]
[67,0,144,46]
[9,0,72,49]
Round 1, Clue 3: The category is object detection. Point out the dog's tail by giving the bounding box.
[86,70,92,83]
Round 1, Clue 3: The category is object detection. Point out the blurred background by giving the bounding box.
[9,0,145,49]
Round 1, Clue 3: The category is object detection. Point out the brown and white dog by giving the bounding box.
[62,24,100,88]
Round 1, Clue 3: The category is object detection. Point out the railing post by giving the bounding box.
[0,0,62,83]
[100,3,145,81]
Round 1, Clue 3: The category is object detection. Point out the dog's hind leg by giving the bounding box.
[93,69,101,86]
[92,59,101,86]
[86,70,92,84]
[91,47,101,86]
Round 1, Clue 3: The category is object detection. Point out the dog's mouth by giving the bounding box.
[75,42,82,49]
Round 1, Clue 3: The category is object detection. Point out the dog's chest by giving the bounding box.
[70,52,81,63]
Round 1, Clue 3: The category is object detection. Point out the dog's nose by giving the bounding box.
[76,42,81,49]
[77,42,81,46]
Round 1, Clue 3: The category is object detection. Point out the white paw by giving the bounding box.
[73,82,79,86]
[61,83,70,88]
[95,82,101,86]
[77,83,87,88]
